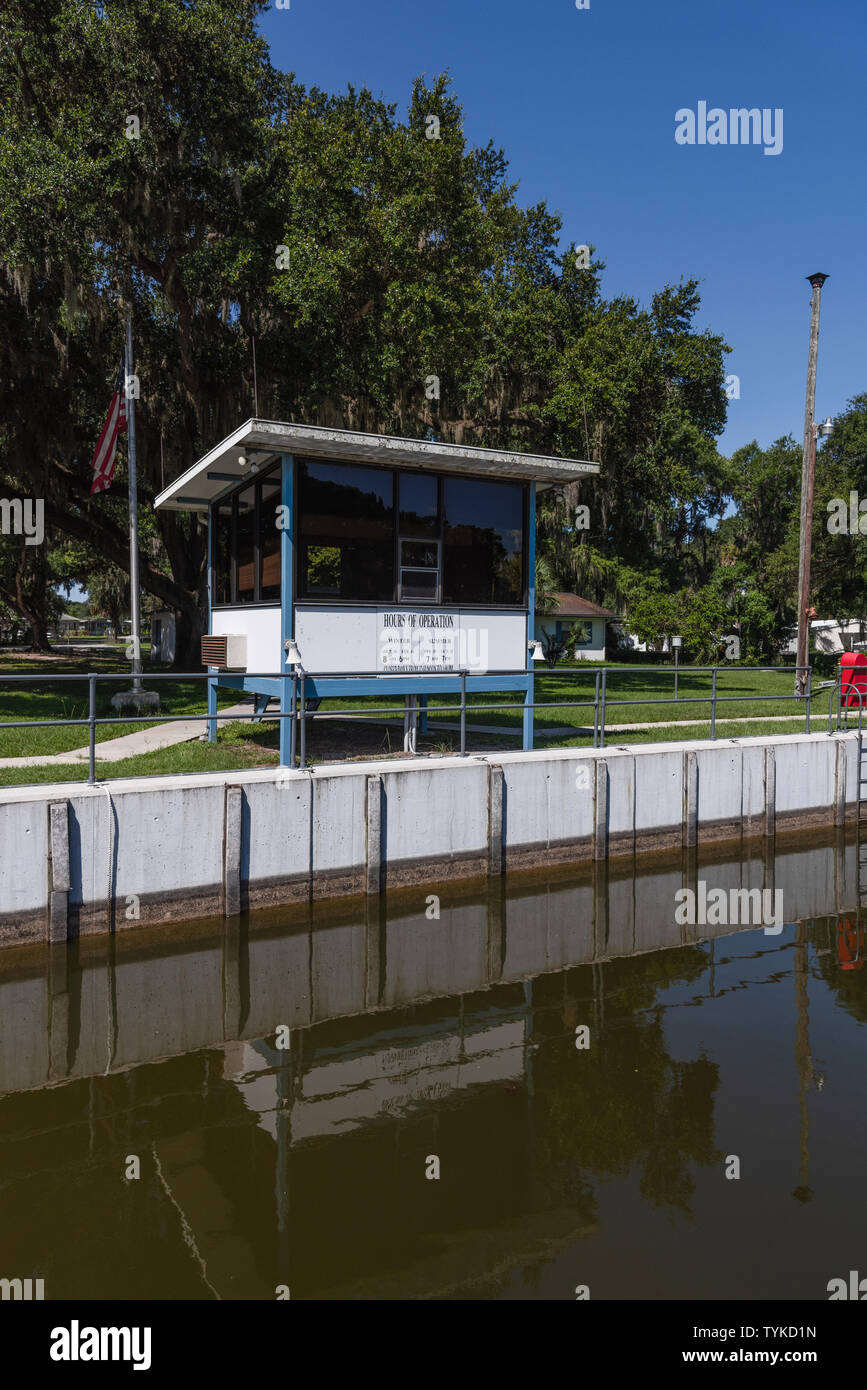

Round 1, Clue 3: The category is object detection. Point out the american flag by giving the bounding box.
[90,362,128,495]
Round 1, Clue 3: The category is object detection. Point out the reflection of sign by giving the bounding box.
[377,611,488,672]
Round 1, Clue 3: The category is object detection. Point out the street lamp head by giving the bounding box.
[818,416,834,437]
[806,272,829,289]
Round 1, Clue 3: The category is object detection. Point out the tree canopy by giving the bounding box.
[0,0,859,665]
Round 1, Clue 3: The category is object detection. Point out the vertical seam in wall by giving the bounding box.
[683,751,698,850]
[365,774,382,896]
[488,763,504,878]
[48,800,70,945]
[834,739,846,827]
[307,771,315,904]
[223,784,242,918]
[594,760,608,861]
[764,746,776,839]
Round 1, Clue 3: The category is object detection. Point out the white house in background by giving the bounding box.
[534,593,619,661]
[780,619,867,657]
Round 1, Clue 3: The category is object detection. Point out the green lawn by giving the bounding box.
[0,721,280,786]
[470,664,830,730]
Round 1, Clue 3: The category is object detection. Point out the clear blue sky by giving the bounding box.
[258,0,866,458]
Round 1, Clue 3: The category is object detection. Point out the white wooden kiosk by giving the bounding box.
[154,421,599,763]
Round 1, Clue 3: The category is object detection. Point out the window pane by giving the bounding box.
[399,473,438,537]
[259,475,281,601]
[400,539,438,568]
[306,545,341,595]
[213,504,232,605]
[236,484,256,602]
[298,460,394,601]
[400,569,438,601]
[442,478,525,604]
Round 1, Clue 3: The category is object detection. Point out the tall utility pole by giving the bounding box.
[795,273,828,697]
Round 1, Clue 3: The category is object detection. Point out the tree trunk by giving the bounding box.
[172,597,206,671]
[10,541,52,653]
[25,610,52,653]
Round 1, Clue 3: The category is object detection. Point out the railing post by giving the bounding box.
[88,674,96,785]
[805,664,812,734]
[207,672,217,742]
[299,671,307,768]
[290,671,297,768]
[711,667,717,740]
[599,668,607,748]
[460,669,467,756]
[593,669,600,749]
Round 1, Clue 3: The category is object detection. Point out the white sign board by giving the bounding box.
[293,605,526,675]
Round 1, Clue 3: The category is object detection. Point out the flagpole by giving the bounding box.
[125,311,142,692]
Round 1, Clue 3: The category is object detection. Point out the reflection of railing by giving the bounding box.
[0,661,839,786]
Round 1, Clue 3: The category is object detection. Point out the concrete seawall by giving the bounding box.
[0,731,857,947]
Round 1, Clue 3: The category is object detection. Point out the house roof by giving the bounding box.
[536,592,620,620]
[154,419,600,512]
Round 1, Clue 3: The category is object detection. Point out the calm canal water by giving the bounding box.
[1,835,865,1301]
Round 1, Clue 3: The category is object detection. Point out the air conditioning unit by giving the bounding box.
[201,634,247,670]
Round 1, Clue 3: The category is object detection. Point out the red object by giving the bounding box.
[837,918,865,971]
[840,651,867,709]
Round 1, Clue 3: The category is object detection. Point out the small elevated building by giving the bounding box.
[155,420,598,761]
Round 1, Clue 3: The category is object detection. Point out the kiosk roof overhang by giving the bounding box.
[154,419,600,512]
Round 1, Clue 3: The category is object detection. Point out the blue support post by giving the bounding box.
[279,454,294,767]
[522,680,534,752]
[523,482,536,751]
[206,499,217,741]
[207,675,217,742]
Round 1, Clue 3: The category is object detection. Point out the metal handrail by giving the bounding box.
[0,661,839,786]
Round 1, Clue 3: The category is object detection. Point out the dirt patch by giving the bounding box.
[240,716,513,764]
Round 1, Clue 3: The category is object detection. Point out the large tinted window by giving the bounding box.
[213,503,233,605]
[442,478,525,604]
[212,466,282,605]
[259,475,282,600]
[236,482,256,602]
[298,460,394,601]
[399,473,438,538]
